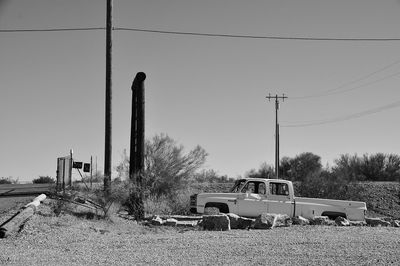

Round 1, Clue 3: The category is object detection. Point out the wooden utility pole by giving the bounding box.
[266,94,287,179]
[104,0,113,195]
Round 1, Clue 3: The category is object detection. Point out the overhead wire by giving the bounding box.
[113,27,400,41]
[0,27,105,32]
[291,58,400,100]
[2,25,400,127]
[1,26,400,41]
[281,99,400,128]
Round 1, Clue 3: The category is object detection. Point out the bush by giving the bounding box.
[293,169,366,201]
[32,176,55,184]
[115,134,208,197]
[109,179,193,216]
[0,176,19,184]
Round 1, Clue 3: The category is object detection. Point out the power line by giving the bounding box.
[282,99,400,128]
[0,27,105,32]
[1,26,400,41]
[113,27,400,41]
[292,58,400,100]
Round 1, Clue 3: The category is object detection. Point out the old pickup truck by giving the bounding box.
[190,178,367,221]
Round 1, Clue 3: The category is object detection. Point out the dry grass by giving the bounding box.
[0,196,32,216]
[1,199,399,265]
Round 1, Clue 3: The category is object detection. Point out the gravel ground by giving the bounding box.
[1,200,400,266]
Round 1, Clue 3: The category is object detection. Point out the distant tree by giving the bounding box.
[193,169,233,183]
[332,154,364,182]
[280,156,292,179]
[361,153,386,181]
[283,152,322,181]
[333,153,400,181]
[383,154,400,181]
[0,176,19,184]
[295,169,356,200]
[32,176,55,184]
[246,162,275,179]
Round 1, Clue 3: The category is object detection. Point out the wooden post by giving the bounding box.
[104,0,113,195]
[0,194,46,238]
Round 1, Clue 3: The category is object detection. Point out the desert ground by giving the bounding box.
[1,196,399,266]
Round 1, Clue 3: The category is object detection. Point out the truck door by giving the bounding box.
[236,181,268,217]
[266,182,294,216]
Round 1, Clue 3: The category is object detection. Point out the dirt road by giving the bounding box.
[0,183,53,197]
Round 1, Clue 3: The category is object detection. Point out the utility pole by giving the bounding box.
[104,0,113,195]
[266,93,287,179]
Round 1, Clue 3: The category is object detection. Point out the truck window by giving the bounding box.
[240,181,266,194]
[258,183,266,194]
[230,179,247,192]
[270,182,289,196]
[241,182,255,193]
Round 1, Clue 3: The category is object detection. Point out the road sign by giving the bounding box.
[73,161,83,169]
[83,163,91,173]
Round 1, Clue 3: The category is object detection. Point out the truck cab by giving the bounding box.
[229,178,295,217]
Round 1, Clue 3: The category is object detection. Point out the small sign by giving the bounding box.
[83,163,91,173]
[73,161,83,169]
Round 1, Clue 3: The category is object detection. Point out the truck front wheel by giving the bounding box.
[205,203,229,214]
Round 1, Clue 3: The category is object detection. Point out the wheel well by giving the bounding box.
[205,202,229,213]
[321,211,347,220]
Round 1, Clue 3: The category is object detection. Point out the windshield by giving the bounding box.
[230,179,247,193]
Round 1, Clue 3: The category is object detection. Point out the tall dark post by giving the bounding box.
[130,72,146,220]
[104,0,113,195]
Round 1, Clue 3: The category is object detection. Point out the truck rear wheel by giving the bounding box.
[205,203,229,214]
[321,211,347,220]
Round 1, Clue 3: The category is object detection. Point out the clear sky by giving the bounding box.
[1,0,400,182]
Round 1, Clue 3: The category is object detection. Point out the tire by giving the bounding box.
[321,211,347,220]
[205,203,229,213]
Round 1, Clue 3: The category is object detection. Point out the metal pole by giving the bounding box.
[130,72,146,220]
[90,156,93,189]
[136,73,145,185]
[69,149,73,186]
[96,156,98,181]
[104,0,113,195]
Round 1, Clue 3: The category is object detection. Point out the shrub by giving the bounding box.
[0,176,19,184]
[108,179,193,216]
[333,153,400,182]
[33,176,55,184]
[115,134,207,197]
